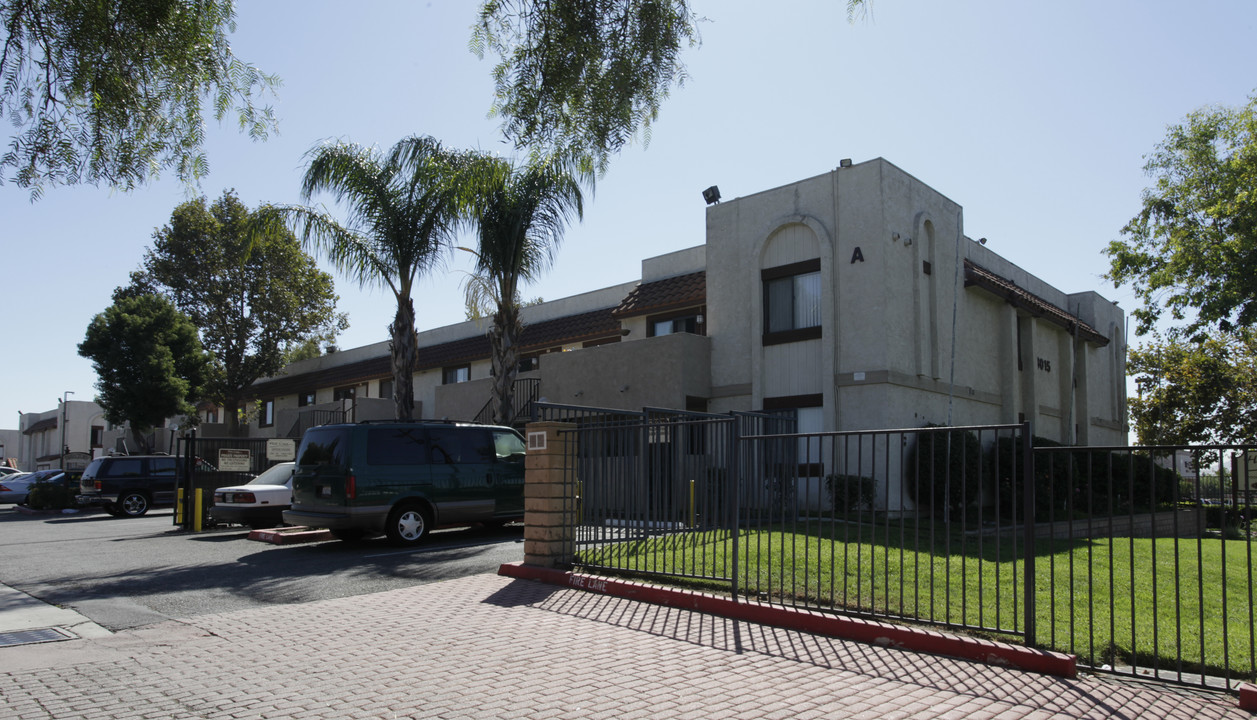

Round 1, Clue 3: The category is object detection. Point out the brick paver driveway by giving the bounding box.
[1,573,1248,719]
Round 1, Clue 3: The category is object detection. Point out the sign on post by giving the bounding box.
[218,448,252,472]
[1247,450,1257,494]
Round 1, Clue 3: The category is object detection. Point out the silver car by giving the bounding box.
[0,472,35,503]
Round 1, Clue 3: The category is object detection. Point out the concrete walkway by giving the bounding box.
[0,573,1251,719]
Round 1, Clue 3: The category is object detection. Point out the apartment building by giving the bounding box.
[241,158,1127,448]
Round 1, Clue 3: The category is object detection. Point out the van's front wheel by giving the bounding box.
[386,504,430,546]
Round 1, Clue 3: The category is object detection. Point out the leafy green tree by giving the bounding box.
[124,190,347,435]
[462,154,585,425]
[1105,93,1257,339]
[78,294,212,453]
[270,136,470,421]
[472,0,697,172]
[0,0,278,197]
[1128,329,1257,447]
[471,1,867,170]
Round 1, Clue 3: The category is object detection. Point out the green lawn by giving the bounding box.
[578,522,1257,680]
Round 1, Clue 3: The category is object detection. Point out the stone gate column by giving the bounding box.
[523,421,576,568]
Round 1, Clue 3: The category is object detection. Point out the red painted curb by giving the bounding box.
[1239,683,1257,712]
[248,527,334,544]
[499,562,1077,679]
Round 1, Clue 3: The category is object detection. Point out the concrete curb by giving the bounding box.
[247,527,334,544]
[1239,683,1257,712]
[11,505,96,516]
[499,562,1077,679]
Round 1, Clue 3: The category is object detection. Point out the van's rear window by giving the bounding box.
[297,428,352,469]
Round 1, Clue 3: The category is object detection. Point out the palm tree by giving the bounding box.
[462,154,585,426]
[279,136,468,421]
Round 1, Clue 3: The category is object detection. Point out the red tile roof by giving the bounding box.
[612,271,706,318]
[22,417,58,435]
[250,308,623,397]
[964,260,1109,345]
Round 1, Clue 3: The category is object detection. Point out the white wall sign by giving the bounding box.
[267,438,296,462]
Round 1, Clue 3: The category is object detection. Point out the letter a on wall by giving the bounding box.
[851,247,865,263]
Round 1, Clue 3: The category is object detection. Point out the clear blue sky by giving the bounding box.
[3,0,1255,430]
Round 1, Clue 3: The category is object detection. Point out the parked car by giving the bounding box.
[0,472,35,503]
[0,466,22,477]
[0,469,79,505]
[209,462,296,529]
[283,421,527,546]
[77,455,178,517]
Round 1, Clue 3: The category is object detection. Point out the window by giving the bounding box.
[762,259,822,345]
[493,430,526,461]
[104,459,143,477]
[259,399,275,428]
[150,458,177,476]
[443,365,470,384]
[367,427,429,465]
[205,409,218,424]
[90,426,104,448]
[764,394,824,476]
[298,427,352,469]
[333,386,356,401]
[430,428,493,464]
[378,378,394,401]
[298,391,316,407]
[648,306,706,337]
[517,356,540,372]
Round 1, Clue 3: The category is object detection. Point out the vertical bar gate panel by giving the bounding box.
[1032,442,1257,691]
[726,422,1027,639]
[568,411,739,588]
[544,402,1256,695]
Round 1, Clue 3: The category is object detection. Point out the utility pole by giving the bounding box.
[59,391,74,470]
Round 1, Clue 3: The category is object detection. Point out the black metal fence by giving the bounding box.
[1029,444,1254,689]
[542,406,1257,692]
[174,432,297,529]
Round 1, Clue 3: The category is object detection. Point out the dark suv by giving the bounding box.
[78,455,178,517]
[282,421,527,546]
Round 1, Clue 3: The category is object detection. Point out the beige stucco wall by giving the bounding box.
[540,333,711,411]
[705,157,1126,446]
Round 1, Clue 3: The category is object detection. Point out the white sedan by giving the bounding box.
[209,462,295,529]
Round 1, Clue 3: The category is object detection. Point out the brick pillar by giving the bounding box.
[523,422,576,568]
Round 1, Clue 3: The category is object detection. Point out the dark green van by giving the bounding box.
[282,421,527,545]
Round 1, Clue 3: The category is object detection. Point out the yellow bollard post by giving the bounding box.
[193,488,203,532]
[689,479,696,528]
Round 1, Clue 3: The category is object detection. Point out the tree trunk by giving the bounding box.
[128,427,153,455]
[225,393,244,437]
[490,304,521,427]
[391,297,418,421]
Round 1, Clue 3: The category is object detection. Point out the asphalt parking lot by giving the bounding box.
[0,502,525,630]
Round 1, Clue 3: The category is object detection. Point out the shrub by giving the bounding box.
[1076,450,1181,514]
[907,425,983,517]
[994,435,1078,521]
[26,481,78,511]
[825,474,876,513]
